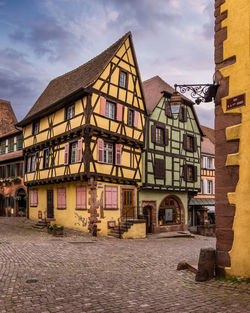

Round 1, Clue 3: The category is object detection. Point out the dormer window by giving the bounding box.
[105,101,116,120]
[119,71,127,88]
[65,103,75,120]
[33,121,39,135]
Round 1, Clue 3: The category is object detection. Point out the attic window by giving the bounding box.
[119,71,127,88]
[32,121,39,135]
[65,103,75,120]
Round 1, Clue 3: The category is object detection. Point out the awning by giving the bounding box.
[189,198,215,206]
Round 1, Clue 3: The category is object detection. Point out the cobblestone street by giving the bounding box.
[0,218,249,313]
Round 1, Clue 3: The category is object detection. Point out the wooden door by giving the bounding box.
[47,189,54,218]
[0,196,5,216]
[143,206,152,233]
[122,189,134,218]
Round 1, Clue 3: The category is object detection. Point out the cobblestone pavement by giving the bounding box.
[0,218,249,313]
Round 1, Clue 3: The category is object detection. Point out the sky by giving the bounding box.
[0,0,215,128]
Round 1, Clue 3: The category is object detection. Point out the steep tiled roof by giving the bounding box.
[0,99,18,138]
[201,125,215,144]
[142,76,203,136]
[142,76,192,114]
[18,32,133,126]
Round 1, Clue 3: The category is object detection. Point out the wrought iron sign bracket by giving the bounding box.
[174,83,219,105]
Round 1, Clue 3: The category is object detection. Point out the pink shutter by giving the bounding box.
[111,187,118,208]
[97,139,104,163]
[77,139,83,162]
[64,143,69,165]
[115,144,122,166]
[100,97,106,116]
[30,190,34,207]
[34,190,38,206]
[105,187,112,208]
[82,187,86,208]
[116,103,123,121]
[76,186,86,209]
[58,188,66,209]
[134,111,139,128]
[76,187,81,208]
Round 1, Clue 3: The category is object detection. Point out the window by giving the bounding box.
[43,148,49,169]
[16,134,23,151]
[207,157,214,169]
[154,158,165,179]
[104,142,113,164]
[184,165,197,182]
[207,180,213,194]
[65,103,75,120]
[76,186,87,209]
[0,166,6,178]
[128,110,134,127]
[70,142,78,164]
[57,188,66,209]
[119,71,127,88]
[156,127,164,145]
[165,100,172,117]
[10,164,15,177]
[0,141,6,154]
[8,138,14,153]
[30,189,38,207]
[33,121,39,135]
[158,196,182,226]
[105,186,118,209]
[105,101,116,120]
[16,163,23,177]
[26,153,38,173]
[184,134,197,152]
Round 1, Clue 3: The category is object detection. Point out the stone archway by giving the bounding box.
[142,201,157,233]
[15,188,27,217]
[157,195,187,232]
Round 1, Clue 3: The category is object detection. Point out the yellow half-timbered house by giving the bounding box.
[17,32,147,237]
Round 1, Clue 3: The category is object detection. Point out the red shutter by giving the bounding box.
[111,187,118,208]
[151,125,156,143]
[105,186,112,208]
[116,103,123,121]
[77,139,83,162]
[183,134,187,150]
[64,143,69,165]
[134,111,139,128]
[35,190,38,206]
[100,97,106,116]
[115,144,122,166]
[97,139,104,163]
[164,129,168,145]
[193,137,197,152]
[30,190,34,207]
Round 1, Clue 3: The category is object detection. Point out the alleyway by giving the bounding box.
[0,218,249,313]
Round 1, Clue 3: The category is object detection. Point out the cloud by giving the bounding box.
[202,1,214,40]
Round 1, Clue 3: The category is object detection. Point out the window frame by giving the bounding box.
[32,121,40,135]
[65,103,75,120]
[104,185,118,210]
[43,148,50,169]
[70,141,78,164]
[8,137,14,153]
[119,70,128,89]
[155,127,164,145]
[105,101,116,120]
[127,109,134,127]
[26,153,38,173]
[184,164,197,182]
[76,186,87,210]
[104,142,114,165]
[16,134,23,151]
[0,140,6,154]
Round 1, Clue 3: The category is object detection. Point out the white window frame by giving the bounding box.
[66,104,75,120]
[70,142,78,164]
[105,101,116,120]
[119,71,127,88]
[207,180,213,194]
[156,127,164,145]
[104,142,113,164]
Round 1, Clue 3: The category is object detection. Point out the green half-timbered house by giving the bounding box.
[139,76,203,233]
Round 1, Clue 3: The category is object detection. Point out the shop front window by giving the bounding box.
[158,196,182,226]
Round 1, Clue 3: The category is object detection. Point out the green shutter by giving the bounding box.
[17,135,23,151]
[1,141,6,154]
[19,163,23,177]
[9,197,14,208]
[2,166,6,178]
[8,138,14,153]
[10,164,15,177]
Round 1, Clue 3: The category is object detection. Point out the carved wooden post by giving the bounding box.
[195,248,215,281]
[88,177,101,235]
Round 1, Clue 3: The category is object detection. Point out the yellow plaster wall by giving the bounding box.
[219,0,250,278]
[29,181,137,236]
[122,222,146,239]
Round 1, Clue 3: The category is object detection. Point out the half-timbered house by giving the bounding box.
[0,99,26,217]
[139,76,203,233]
[17,32,147,237]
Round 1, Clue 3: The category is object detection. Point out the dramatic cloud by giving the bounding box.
[0,0,215,127]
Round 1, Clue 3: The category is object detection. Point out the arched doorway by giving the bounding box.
[158,195,185,230]
[15,188,26,217]
[0,194,5,216]
[143,206,153,234]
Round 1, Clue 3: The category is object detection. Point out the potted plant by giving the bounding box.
[12,177,21,184]
[52,224,64,237]
[47,224,53,234]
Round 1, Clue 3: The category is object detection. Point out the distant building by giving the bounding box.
[139,76,203,234]
[189,126,215,235]
[0,99,26,217]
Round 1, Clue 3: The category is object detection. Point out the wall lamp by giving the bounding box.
[172,83,219,105]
